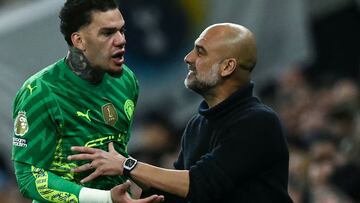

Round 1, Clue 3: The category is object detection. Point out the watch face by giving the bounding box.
[125,158,136,167]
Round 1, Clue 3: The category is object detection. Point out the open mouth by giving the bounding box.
[111,51,125,65]
[112,52,124,59]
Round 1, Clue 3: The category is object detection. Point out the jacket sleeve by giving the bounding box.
[139,139,187,203]
[14,161,83,203]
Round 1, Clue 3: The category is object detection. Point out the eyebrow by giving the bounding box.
[99,27,118,32]
[99,24,125,33]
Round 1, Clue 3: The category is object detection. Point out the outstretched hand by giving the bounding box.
[111,181,164,203]
[68,142,126,183]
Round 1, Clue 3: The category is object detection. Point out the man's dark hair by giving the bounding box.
[59,0,118,46]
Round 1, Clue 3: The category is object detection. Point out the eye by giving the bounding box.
[196,47,204,56]
[102,30,115,36]
[120,27,126,35]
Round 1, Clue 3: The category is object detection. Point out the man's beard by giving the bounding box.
[184,63,221,94]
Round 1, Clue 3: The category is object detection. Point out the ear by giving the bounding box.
[71,32,85,51]
[220,58,237,77]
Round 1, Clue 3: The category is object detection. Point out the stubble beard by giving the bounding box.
[184,63,221,94]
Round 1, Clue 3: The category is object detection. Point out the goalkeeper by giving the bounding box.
[12,0,163,202]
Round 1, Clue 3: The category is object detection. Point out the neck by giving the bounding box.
[65,47,104,84]
[202,87,225,108]
[204,81,247,108]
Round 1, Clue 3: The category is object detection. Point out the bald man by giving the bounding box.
[68,23,293,203]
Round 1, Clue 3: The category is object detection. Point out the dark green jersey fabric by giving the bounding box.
[12,58,139,202]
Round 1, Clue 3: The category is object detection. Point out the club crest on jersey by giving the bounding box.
[102,103,118,126]
[14,111,29,136]
[124,100,134,121]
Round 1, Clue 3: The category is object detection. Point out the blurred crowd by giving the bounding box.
[261,66,360,203]
[0,0,32,6]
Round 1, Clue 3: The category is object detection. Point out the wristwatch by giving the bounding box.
[123,157,138,178]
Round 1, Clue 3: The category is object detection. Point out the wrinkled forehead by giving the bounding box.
[194,27,227,52]
[195,30,233,57]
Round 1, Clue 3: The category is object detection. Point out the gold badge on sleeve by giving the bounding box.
[14,111,29,136]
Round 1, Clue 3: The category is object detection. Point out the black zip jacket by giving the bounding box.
[145,82,293,203]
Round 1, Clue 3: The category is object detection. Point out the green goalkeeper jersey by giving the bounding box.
[12,58,139,202]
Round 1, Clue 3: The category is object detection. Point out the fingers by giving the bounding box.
[68,146,98,161]
[71,163,93,173]
[71,146,98,153]
[110,182,164,203]
[137,195,164,203]
[68,153,95,161]
[80,170,101,183]
[71,163,103,183]
[156,196,165,203]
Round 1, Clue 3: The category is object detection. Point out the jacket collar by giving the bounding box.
[198,81,254,119]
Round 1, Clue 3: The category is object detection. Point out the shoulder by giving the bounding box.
[121,64,137,81]
[229,102,282,131]
[186,113,202,125]
[22,60,62,88]
[243,105,284,140]
[113,64,139,88]
[248,104,280,122]
[122,64,135,75]
[183,113,204,134]
[14,61,61,108]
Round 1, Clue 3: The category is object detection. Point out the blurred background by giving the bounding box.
[1,0,360,202]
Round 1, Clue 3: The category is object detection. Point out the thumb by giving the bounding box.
[113,180,131,194]
[108,142,116,153]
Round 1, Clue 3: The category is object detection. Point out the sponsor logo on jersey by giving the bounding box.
[85,133,126,148]
[27,84,37,95]
[76,109,91,122]
[14,111,29,136]
[124,100,134,121]
[13,137,28,148]
[102,103,118,126]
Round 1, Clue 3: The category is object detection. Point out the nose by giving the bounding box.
[114,31,126,47]
[184,50,194,65]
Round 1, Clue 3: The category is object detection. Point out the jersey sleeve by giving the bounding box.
[14,161,82,203]
[12,79,84,202]
[12,78,63,169]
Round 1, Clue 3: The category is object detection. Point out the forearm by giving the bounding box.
[130,162,189,198]
[15,161,116,203]
[14,161,82,202]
